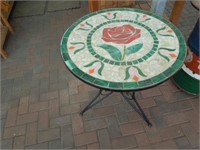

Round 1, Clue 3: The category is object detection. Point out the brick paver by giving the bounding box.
[165,112,189,126]
[175,136,192,149]
[106,115,121,138]
[98,129,112,149]
[87,142,100,149]
[94,105,115,117]
[120,121,145,136]
[141,87,162,98]
[152,140,178,149]
[112,135,138,149]
[16,112,38,125]
[18,97,29,114]
[60,103,80,115]
[25,142,49,149]
[49,98,60,118]
[5,107,18,127]
[49,139,62,149]
[38,110,49,130]
[1,138,13,149]
[84,118,107,131]
[38,128,60,143]
[74,131,98,147]
[4,125,26,139]
[1,0,199,149]
[159,125,184,140]
[40,91,59,101]
[25,122,37,146]
[138,97,156,108]
[72,114,84,135]
[61,125,74,148]
[181,123,199,148]
[135,133,152,149]
[59,88,70,106]
[29,101,48,112]
[13,136,25,149]
[50,115,71,128]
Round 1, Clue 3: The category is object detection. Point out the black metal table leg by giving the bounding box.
[121,92,152,127]
[80,89,152,127]
[80,89,113,115]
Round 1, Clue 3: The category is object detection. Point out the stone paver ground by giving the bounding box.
[1,1,199,149]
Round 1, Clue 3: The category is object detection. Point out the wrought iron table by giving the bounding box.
[60,8,186,126]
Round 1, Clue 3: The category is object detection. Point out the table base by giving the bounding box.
[80,89,152,127]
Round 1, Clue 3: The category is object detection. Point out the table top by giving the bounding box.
[60,8,186,91]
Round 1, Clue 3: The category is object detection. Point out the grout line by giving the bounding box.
[43,0,49,16]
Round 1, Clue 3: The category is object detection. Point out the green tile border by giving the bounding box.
[60,8,187,91]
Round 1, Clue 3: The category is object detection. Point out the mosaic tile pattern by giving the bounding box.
[60,8,187,91]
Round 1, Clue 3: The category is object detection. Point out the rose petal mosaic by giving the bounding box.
[61,8,187,91]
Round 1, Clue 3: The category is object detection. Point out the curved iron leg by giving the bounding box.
[80,89,112,115]
[121,92,152,127]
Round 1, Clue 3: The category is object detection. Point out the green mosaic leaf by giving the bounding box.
[99,44,122,61]
[126,44,143,56]
[135,14,140,22]
[158,51,170,62]
[98,62,104,76]
[85,21,93,28]
[102,15,108,20]
[102,12,117,20]
[158,47,176,52]
[84,60,99,67]
[156,26,166,33]
[113,12,117,19]
[124,67,131,80]
[70,42,85,54]
[156,26,174,37]
[158,34,174,37]
[121,45,126,60]
[77,28,90,31]
[133,66,147,77]
[77,21,93,31]
[141,18,151,23]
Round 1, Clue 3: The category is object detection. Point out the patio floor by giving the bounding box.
[1,1,199,149]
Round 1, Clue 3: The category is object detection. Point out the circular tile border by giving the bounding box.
[60,8,187,91]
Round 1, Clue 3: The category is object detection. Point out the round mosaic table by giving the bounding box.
[60,8,187,126]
